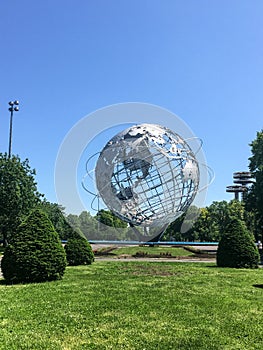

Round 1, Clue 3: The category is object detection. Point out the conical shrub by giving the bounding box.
[1,209,67,283]
[217,217,259,268]
[64,230,94,266]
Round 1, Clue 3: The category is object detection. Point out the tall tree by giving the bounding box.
[178,201,245,242]
[39,201,77,240]
[67,213,81,230]
[208,200,245,238]
[192,207,220,242]
[247,130,263,238]
[95,210,128,240]
[78,211,98,240]
[162,206,200,242]
[96,209,127,228]
[0,154,42,245]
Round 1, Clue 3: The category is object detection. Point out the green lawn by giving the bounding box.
[110,245,194,257]
[0,261,263,349]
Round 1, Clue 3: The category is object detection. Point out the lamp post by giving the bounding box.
[8,100,19,158]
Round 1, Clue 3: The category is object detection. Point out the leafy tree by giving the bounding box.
[180,205,200,240]
[95,210,128,240]
[0,154,42,245]
[208,201,232,237]
[78,211,98,240]
[163,215,184,241]
[64,230,94,266]
[67,211,98,240]
[39,201,76,240]
[164,201,247,243]
[1,209,66,283]
[246,129,263,238]
[96,210,127,228]
[216,217,259,268]
[192,207,220,242]
[66,210,131,241]
[67,213,81,230]
[163,206,200,242]
[207,200,245,239]
[243,210,259,241]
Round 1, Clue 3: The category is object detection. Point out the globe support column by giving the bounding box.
[147,224,169,242]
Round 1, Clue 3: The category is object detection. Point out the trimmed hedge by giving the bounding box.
[1,209,67,283]
[65,236,94,266]
[217,217,259,268]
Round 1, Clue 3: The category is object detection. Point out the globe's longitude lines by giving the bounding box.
[159,159,177,212]
[179,182,189,210]
[156,152,185,212]
[138,202,173,225]
[114,148,194,222]
[144,169,165,215]
[95,124,200,228]
[179,179,194,211]
[136,176,186,218]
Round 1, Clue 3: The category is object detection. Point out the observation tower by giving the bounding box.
[226,171,255,201]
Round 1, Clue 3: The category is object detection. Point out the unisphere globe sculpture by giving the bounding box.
[95,123,200,229]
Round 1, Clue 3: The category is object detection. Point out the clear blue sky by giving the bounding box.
[1,0,262,213]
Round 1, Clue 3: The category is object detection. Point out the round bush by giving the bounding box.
[1,209,67,283]
[217,217,259,268]
[65,236,94,266]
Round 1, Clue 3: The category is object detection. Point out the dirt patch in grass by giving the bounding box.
[119,263,182,276]
[93,246,118,256]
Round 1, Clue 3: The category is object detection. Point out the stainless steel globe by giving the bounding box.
[95,123,199,228]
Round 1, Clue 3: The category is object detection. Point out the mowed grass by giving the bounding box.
[110,245,194,257]
[0,261,263,349]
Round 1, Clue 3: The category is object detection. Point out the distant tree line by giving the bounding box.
[65,129,263,243]
[0,129,262,245]
[64,197,261,243]
[163,200,257,242]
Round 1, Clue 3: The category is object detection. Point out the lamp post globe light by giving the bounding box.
[8,100,19,158]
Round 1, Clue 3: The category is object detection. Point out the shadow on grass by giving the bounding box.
[253,284,263,289]
[0,278,60,286]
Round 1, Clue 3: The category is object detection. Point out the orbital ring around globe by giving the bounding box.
[55,102,214,241]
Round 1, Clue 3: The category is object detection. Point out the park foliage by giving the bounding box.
[1,209,67,283]
[246,129,263,238]
[216,217,260,268]
[64,233,94,266]
[0,153,42,246]
[0,129,263,276]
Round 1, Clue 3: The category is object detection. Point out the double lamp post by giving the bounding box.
[8,100,19,158]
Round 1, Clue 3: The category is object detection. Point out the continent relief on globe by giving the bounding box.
[95,124,199,228]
